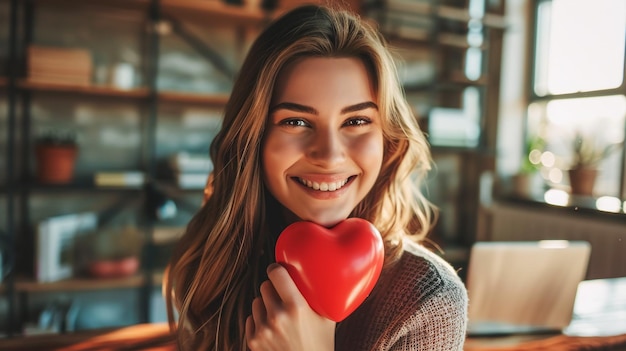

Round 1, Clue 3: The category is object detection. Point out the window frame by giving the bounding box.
[527,0,626,199]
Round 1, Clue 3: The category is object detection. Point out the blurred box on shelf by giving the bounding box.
[153,226,185,245]
[168,152,212,189]
[27,45,93,86]
[168,152,213,173]
[36,212,98,282]
[94,171,145,187]
[428,107,480,148]
[176,173,209,189]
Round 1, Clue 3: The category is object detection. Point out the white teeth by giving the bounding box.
[298,177,350,192]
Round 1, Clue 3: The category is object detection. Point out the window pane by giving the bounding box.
[534,0,626,95]
[527,95,626,196]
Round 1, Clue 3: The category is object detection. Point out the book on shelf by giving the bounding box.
[153,226,185,245]
[175,172,210,189]
[36,212,98,283]
[168,152,212,189]
[27,45,93,86]
[94,171,145,187]
[168,152,213,173]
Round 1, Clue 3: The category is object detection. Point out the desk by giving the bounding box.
[466,333,626,350]
[0,324,625,351]
[0,324,176,351]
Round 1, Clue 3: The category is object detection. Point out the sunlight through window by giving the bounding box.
[534,0,626,95]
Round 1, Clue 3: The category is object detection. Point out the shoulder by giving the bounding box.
[336,239,468,351]
[380,238,468,313]
[397,238,466,296]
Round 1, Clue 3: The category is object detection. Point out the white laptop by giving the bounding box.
[465,240,591,336]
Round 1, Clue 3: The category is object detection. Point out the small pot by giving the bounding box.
[35,144,78,184]
[88,256,140,279]
[568,167,598,196]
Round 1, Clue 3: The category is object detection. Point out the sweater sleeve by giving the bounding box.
[388,285,468,351]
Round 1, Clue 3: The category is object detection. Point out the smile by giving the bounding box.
[296,176,353,192]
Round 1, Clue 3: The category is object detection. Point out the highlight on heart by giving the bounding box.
[275,218,385,322]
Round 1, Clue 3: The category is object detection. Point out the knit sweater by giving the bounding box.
[335,239,468,350]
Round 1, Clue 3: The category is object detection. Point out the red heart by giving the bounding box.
[275,218,384,322]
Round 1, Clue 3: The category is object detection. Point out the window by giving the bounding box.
[527,0,626,199]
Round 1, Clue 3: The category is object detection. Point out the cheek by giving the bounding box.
[262,132,304,179]
[350,132,384,173]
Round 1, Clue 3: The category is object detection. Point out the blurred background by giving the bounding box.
[0,0,624,339]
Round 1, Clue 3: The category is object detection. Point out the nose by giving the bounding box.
[306,128,345,167]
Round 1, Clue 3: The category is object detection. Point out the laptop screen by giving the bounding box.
[466,240,591,335]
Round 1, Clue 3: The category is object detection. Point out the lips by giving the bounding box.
[295,176,354,192]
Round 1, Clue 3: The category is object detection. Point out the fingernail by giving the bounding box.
[267,263,281,273]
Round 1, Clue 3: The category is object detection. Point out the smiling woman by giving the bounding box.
[164,4,468,351]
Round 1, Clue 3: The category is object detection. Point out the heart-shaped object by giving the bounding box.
[275,218,384,322]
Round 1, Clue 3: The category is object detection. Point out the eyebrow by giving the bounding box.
[269,101,378,115]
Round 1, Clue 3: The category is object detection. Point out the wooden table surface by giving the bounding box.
[1,323,625,351]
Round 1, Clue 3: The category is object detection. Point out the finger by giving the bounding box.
[245,315,255,341]
[251,296,267,328]
[259,279,282,318]
[267,263,306,307]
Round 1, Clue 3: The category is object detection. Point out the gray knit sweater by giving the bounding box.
[335,239,468,350]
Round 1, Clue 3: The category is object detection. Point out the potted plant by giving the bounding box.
[35,129,78,184]
[512,134,545,197]
[75,225,143,279]
[568,133,623,196]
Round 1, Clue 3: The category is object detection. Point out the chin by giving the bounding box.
[303,213,349,228]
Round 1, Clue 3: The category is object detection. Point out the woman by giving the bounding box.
[165,4,468,350]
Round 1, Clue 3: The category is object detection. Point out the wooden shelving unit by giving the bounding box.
[158,90,229,106]
[1,0,507,339]
[384,2,507,29]
[1,0,260,337]
[161,0,269,26]
[18,80,150,99]
[17,80,230,105]
[14,275,146,293]
[6,270,168,294]
[33,0,151,10]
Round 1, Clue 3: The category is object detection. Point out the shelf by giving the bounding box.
[31,0,270,25]
[438,33,488,50]
[445,73,489,87]
[14,275,146,293]
[33,0,150,11]
[385,29,488,50]
[404,75,489,92]
[431,145,494,155]
[19,80,150,99]
[22,181,145,193]
[385,2,507,29]
[161,0,269,26]
[16,81,230,106]
[498,192,626,220]
[12,270,168,294]
[158,91,229,106]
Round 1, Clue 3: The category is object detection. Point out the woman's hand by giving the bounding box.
[245,263,336,351]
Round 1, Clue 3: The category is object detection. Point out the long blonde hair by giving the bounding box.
[165,4,435,350]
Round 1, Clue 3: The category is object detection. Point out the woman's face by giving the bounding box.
[262,57,384,227]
